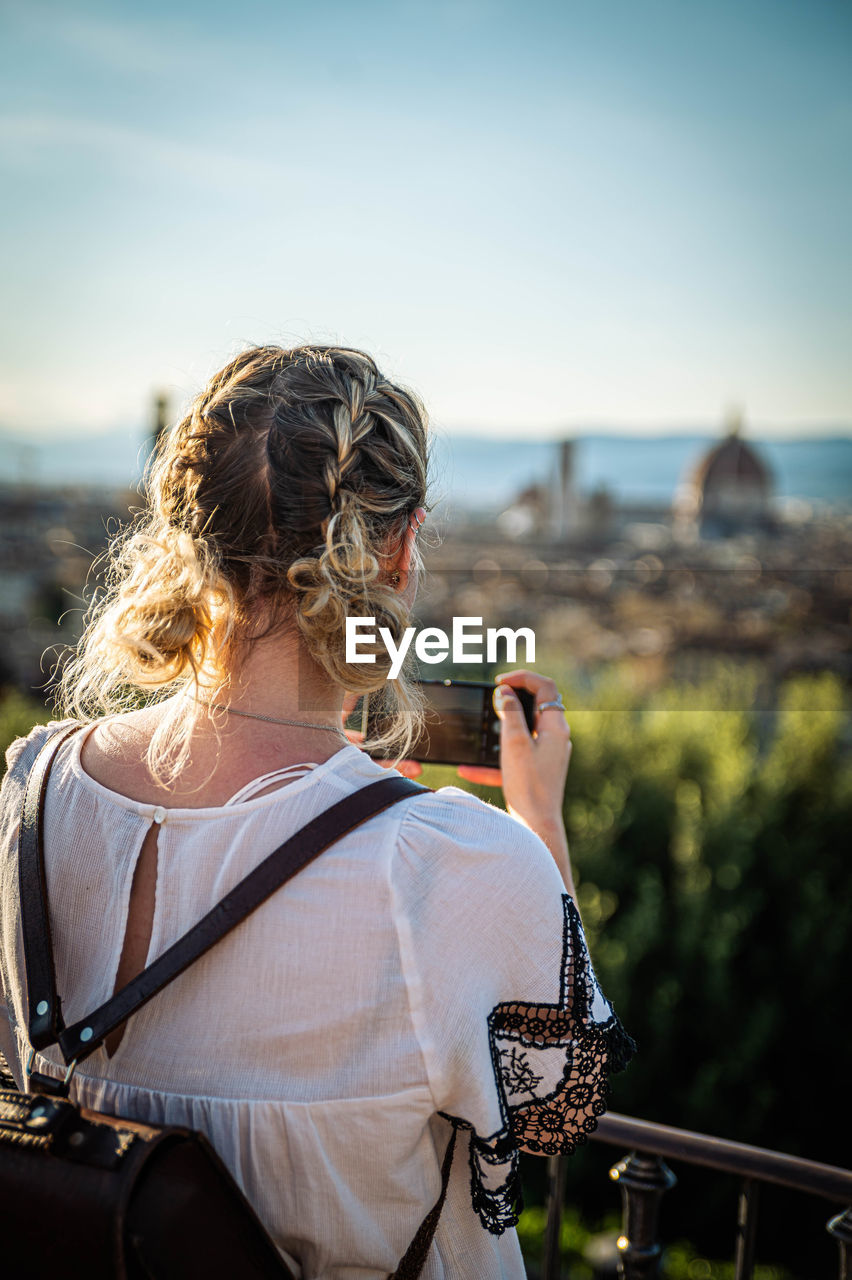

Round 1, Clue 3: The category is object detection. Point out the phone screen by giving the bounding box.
[363,680,535,766]
[415,681,494,765]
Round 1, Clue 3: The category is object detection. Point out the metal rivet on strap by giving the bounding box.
[36,1000,49,1016]
[79,1027,93,1043]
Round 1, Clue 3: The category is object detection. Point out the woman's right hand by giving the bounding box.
[457,671,574,892]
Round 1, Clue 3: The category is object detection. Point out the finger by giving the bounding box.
[534,705,571,738]
[457,765,503,786]
[496,670,559,704]
[531,710,571,758]
[493,682,533,747]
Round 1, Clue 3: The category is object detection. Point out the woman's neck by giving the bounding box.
[210,632,347,735]
[82,631,352,808]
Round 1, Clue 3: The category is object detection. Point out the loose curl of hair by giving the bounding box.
[58,345,430,783]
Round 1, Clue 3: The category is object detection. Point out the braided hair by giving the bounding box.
[59,345,429,781]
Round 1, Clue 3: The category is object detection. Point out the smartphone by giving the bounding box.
[362,679,537,767]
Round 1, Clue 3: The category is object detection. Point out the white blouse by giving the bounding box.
[0,721,634,1279]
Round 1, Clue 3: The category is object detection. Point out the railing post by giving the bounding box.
[734,1178,760,1280]
[609,1151,677,1280]
[542,1154,568,1280]
[827,1207,852,1280]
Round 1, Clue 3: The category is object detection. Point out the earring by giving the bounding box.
[389,571,401,586]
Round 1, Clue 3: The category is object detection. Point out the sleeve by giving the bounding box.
[0,720,71,844]
[391,786,636,1235]
[4,731,36,779]
[3,720,70,781]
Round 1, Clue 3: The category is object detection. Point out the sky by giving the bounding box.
[1,0,851,440]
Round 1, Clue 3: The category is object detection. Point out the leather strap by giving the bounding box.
[389,1124,457,1280]
[18,725,427,1064]
[18,723,85,1049]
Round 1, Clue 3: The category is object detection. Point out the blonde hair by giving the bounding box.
[58,345,429,782]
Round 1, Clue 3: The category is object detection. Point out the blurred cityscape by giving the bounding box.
[1,402,850,704]
[420,416,852,706]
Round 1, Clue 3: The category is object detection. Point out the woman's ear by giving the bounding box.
[397,524,416,580]
[388,507,426,588]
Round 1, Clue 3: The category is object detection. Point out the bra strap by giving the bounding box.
[224,763,318,807]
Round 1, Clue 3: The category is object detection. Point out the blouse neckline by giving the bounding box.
[65,722,368,822]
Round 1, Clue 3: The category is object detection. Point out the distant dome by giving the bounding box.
[691,433,771,497]
[675,416,773,535]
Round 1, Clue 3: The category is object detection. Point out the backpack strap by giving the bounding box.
[388,1122,457,1280]
[18,725,427,1068]
[18,723,86,1051]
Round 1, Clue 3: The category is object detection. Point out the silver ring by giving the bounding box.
[537,698,565,714]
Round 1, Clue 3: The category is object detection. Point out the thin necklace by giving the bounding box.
[197,700,345,736]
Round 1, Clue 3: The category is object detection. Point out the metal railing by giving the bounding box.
[541,1112,852,1280]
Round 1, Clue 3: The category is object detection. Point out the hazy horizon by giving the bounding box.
[2,420,852,445]
[3,425,850,509]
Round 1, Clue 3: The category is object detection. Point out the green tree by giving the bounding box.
[427,665,851,1275]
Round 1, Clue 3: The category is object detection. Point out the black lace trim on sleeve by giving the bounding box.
[468,1140,523,1236]
[447,894,636,1235]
